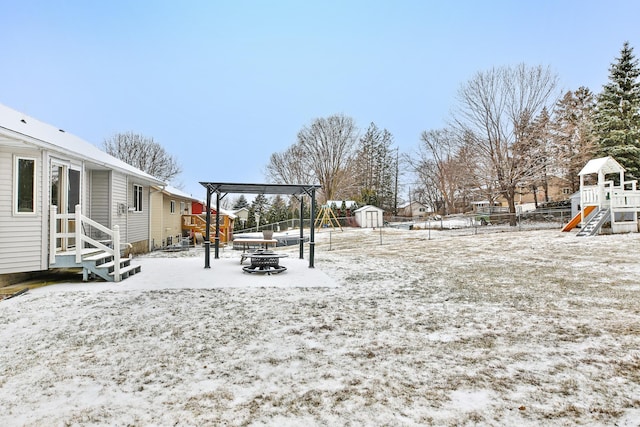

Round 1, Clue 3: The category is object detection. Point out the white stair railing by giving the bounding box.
[50,204,123,282]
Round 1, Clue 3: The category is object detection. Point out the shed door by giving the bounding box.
[366,210,379,228]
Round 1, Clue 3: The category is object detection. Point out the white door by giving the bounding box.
[51,161,81,251]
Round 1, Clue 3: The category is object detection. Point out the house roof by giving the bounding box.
[0,103,164,185]
[154,185,199,201]
[579,156,625,176]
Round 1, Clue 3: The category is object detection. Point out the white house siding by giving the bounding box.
[127,181,150,250]
[108,172,151,253]
[110,171,129,243]
[87,170,111,240]
[0,147,46,274]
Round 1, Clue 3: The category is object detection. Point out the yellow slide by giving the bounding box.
[561,205,596,232]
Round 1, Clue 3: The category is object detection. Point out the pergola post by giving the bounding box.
[299,196,304,259]
[199,182,321,270]
[309,187,316,268]
[204,187,211,268]
[215,192,221,259]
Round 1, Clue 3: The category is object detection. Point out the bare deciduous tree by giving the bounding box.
[103,132,182,182]
[264,143,314,185]
[298,114,358,201]
[266,114,358,202]
[409,129,461,215]
[454,64,559,225]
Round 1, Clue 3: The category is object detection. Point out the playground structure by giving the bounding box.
[314,204,342,231]
[562,156,640,235]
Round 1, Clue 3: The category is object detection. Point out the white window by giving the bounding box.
[170,200,176,214]
[14,156,36,214]
[180,201,186,214]
[133,184,143,212]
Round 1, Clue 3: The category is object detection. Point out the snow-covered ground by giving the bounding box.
[1,227,640,426]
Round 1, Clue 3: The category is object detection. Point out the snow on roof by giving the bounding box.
[221,208,237,219]
[579,156,625,176]
[353,204,384,213]
[157,185,199,201]
[0,103,164,185]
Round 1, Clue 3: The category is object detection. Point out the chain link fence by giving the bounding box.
[385,207,572,236]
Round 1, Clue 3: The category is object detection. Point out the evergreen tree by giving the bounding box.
[551,87,596,192]
[594,41,640,178]
[232,195,250,210]
[249,194,270,230]
[266,195,289,224]
[352,122,397,211]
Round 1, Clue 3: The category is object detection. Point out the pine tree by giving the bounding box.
[352,122,397,211]
[594,41,640,178]
[248,194,270,230]
[232,195,250,210]
[551,87,596,192]
[266,195,288,224]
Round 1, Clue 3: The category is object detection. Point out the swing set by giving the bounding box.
[314,204,342,231]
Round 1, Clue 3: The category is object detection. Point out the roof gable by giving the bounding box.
[0,103,163,184]
[579,156,625,176]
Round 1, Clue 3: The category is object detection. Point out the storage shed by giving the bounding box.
[354,205,385,228]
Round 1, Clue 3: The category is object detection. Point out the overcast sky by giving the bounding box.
[2,0,639,198]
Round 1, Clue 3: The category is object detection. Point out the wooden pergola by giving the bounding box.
[199,182,321,269]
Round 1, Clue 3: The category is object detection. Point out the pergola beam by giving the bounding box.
[199,182,321,269]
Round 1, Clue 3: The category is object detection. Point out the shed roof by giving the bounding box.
[0,103,164,185]
[354,205,384,213]
[579,156,625,176]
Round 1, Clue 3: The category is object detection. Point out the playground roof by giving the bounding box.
[579,156,625,176]
[199,182,321,196]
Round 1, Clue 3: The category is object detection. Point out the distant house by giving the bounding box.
[399,201,432,219]
[354,205,385,228]
[190,201,236,244]
[150,185,199,249]
[0,103,164,285]
[231,207,249,228]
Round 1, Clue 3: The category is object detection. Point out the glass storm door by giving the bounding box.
[51,163,81,251]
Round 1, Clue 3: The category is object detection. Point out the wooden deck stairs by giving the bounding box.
[182,214,231,244]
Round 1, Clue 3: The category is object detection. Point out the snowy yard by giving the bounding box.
[1,228,640,426]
